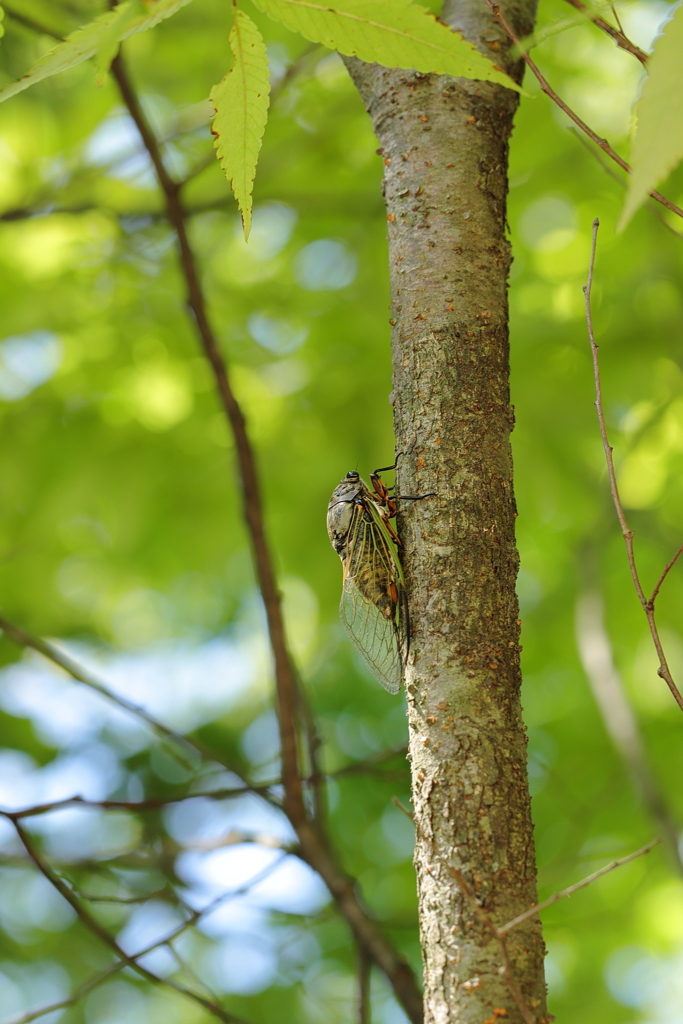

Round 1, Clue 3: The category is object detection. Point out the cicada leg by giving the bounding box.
[395,493,437,501]
[381,512,402,549]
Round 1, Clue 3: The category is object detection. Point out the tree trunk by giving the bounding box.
[346,0,548,1020]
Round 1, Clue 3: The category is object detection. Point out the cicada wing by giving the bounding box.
[340,575,403,694]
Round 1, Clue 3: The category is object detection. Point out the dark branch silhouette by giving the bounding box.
[560,0,648,65]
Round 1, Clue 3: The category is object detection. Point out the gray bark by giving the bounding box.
[346,0,548,1021]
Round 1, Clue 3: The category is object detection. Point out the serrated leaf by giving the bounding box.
[249,0,520,92]
[210,10,270,241]
[618,4,683,231]
[0,0,194,103]
[94,1,143,86]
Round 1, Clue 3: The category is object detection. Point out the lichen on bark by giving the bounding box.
[346,0,548,1020]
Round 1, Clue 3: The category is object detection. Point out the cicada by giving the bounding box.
[327,463,431,694]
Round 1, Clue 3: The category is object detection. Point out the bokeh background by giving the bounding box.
[1,0,683,1021]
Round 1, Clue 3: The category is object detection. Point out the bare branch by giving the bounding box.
[5,787,274,820]
[0,616,275,794]
[0,852,288,1024]
[391,796,414,822]
[7,817,255,1024]
[2,976,105,1024]
[498,839,660,934]
[567,129,683,241]
[576,590,683,872]
[485,1,683,222]
[79,889,173,904]
[650,542,683,605]
[583,219,683,713]
[560,0,648,64]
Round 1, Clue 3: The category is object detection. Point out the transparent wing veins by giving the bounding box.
[340,500,405,694]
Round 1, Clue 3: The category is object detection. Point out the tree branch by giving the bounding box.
[6,816,255,1024]
[5,789,268,818]
[583,219,683,713]
[650,542,683,605]
[567,128,683,240]
[485,1,683,222]
[560,0,648,64]
[497,838,660,934]
[0,615,273,793]
[0,846,287,1024]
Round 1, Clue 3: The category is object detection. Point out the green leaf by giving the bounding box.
[248,0,520,92]
[0,6,5,41]
[618,4,683,231]
[0,0,194,103]
[210,9,270,241]
[94,1,143,86]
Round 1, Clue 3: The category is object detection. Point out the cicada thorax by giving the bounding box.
[326,472,365,559]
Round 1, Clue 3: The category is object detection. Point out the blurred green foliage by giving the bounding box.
[0,1,682,1022]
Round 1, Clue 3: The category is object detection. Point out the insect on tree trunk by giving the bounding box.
[346,0,548,1020]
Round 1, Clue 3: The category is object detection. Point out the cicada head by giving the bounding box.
[327,471,363,558]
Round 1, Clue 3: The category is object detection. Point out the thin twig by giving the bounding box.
[8,817,254,1024]
[561,0,648,64]
[609,2,625,36]
[446,868,537,1024]
[4,787,272,819]
[2,975,107,1024]
[499,838,660,933]
[650,542,683,605]
[568,128,683,240]
[109,47,424,1024]
[485,1,683,222]
[447,840,659,1021]
[583,219,683,713]
[391,796,414,822]
[0,618,191,770]
[0,616,273,792]
[79,889,172,904]
[0,852,287,1024]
